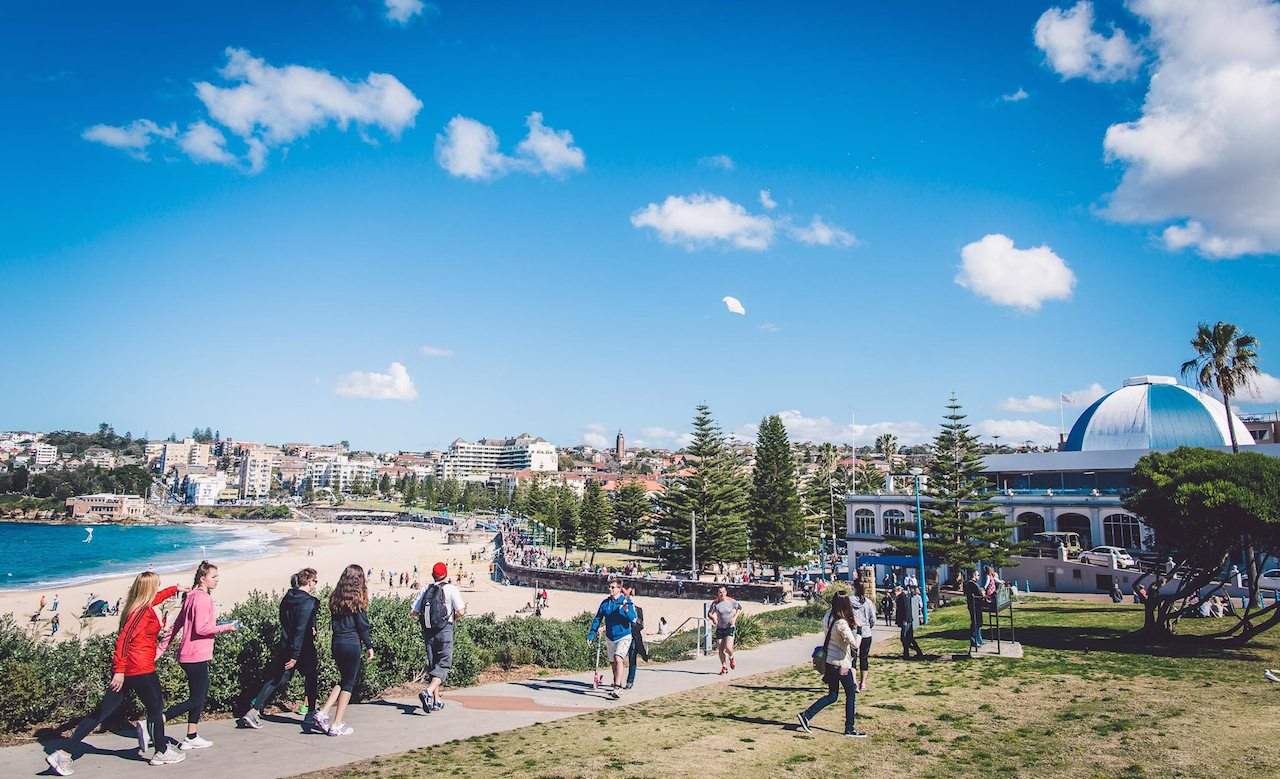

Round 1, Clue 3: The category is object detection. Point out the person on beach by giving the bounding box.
[51,593,59,612]
[587,579,637,699]
[314,564,374,736]
[49,613,60,637]
[153,561,239,751]
[851,579,876,691]
[240,568,322,732]
[411,562,466,714]
[623,584,648,690]
[38,594,46,613]
[708,586,742,674]
[797,592,864,738]
[44,572,185,776]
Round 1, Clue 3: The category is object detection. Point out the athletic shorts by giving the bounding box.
[606,635,633,659]
[714,626,736,641]
[424,626,454,683]
[858,636,872,671]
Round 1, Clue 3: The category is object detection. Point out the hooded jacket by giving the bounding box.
[588,595,637,642]
[279,588,320,660]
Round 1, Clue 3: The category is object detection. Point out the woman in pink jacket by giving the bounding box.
[153,561,239,751]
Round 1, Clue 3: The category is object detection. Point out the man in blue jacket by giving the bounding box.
[587,579,637,699]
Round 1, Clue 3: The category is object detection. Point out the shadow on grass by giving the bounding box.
[729,684,826,693]
[922,625,1266,662]
[723,713,807,732]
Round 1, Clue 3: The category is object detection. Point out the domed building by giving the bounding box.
[844,375,1280,594]
[1063,376,1253,452]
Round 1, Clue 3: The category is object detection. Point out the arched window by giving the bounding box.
[884,509,906,537]
[854,509,876,535]
[1104,513,1142,550]
[1057,512,1092,550]
[1016,512,1045,542]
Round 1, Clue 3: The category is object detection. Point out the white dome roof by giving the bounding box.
[1064,376,1253,451]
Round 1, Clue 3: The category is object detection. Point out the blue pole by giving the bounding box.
[914,473,929,624]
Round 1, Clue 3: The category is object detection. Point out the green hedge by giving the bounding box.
[0,592,601,735]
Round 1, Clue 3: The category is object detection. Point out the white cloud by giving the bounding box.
[956,233,1076,311]
[81,119,176,160]
[640,426,679,441]
[1034,1,1143,82]
[630,193,775,250]
[739,410,934,447]
[335,361,418,400]
[178,122,237,167]
[722,295,746,316]
[699,154,735,171]
[419,344,454,358]
[759,189,777,209]
[385,0,425,24]
[787,215,858,248]
[973,419,1061,447]
[1092,0,1280,258]
[582,423,609,448]
[436,112,584,180]
[758,321,781,333]
[1001,87,1030,102]
[514,112,586,175]
[999,383,1106,413]
[1244,371,1280,404]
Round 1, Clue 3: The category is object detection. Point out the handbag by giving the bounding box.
[811,614,837,674]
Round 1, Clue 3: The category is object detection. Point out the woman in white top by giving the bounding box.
[851,580,877,692]
[797,593,864,738]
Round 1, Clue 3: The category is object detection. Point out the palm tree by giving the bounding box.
[1180,321,1259,453]
[875,433,899,471]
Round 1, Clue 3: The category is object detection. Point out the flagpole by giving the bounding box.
[1058,393,1065,447]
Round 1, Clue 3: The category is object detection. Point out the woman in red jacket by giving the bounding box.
[44,571,185,776]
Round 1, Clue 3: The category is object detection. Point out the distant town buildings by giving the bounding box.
[615,430,625,461]
[238,448,273,499]
[32,442,57,467]
[159,438,211,473]
[435,434,557,480]
[83,447,116,469]
[184,473,228,506]
[66,493,145,521]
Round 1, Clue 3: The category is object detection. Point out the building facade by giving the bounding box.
[239,448,274,500]
[184,473,228,506]
[435,434,557,480]
[66,493,145,521]
[32,442,57,467]
[159,438,212,473]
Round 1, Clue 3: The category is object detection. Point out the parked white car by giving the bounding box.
[1254,568,1280,591]
[1078,546,1136,568]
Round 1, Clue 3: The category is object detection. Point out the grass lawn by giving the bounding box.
[303,598,1280,779]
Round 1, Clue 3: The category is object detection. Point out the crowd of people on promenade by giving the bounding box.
[41,556,468,777]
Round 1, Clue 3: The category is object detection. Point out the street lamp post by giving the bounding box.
[828,479,840,581]
[911,467,929,624]
[690,510,698,582]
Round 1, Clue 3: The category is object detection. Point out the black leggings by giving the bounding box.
[332,639,363,693]
[164,661,209,726]
[251,646,319,713]
[68,672,165,755]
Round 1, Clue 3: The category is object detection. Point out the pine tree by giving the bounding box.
[611,480,652,551]
[579,479,613,564]
[656,405,750,573]
[748,415,807,578]
[378,473,392,496]
[888,395,1024,572]
[555,485,580,555]
[802,443,840,558]
[403,477,418,506]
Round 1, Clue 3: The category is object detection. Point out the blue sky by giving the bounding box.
[3,1,1280,451]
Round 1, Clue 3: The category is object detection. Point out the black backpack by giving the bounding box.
[418,583,450,630]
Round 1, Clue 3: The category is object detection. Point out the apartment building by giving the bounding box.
[66,493,145,521]
[304,457,378,493]
[436,434,557,480]
[239,448,274,500]
[159,438,212,472]
[84,447,116,469]
[32,442,57,467]
[184,473,228,506]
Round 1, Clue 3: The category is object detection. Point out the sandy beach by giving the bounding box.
[1,521,786,641]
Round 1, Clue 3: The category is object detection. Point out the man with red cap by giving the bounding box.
[410,561,466,713]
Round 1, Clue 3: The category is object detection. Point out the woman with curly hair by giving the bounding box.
[314,564,374,736]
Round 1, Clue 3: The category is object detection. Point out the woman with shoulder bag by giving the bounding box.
[798,593,864,738]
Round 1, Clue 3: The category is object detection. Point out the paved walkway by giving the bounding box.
[5,627,912,778]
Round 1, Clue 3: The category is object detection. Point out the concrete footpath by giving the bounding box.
[1,627,901,778]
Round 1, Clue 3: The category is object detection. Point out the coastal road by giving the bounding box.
[1,628,897,778]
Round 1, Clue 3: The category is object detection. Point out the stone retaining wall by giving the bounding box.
[496,557,786,603]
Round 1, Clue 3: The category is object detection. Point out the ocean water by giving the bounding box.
[0,521,282,590]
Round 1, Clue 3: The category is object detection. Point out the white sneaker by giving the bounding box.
[179,735,213,750]
[134,720,150,752]
[149,749,187,766]
[45,749,73,776]
[239,709,262,729]
[326,723,354,737]
[1265,669,1280,683]
[313,710,331,732]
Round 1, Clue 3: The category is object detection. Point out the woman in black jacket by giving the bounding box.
[314,564,374,737]
[240,568,321,731]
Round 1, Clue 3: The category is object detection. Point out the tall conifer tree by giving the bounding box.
[749,414,806,578]
[579,479,613,564]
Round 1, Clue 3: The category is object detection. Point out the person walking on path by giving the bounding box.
[797,592,865,738]
[964,570,986,648]
[851,579,877,691]
[51,593,59,612]
[410,562,466,714]
[240,568,321,732]
[707,586,742,674]
[315,564,374,737]
[623,585,648,689]
[43,572,186,776]
[153,561,239,751]
[895,585,923,659]
[587,579,637,699]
